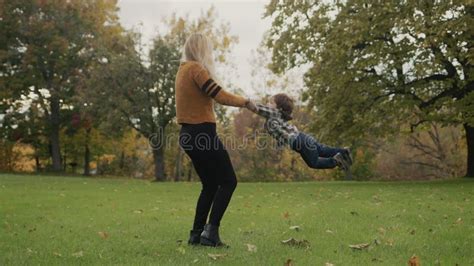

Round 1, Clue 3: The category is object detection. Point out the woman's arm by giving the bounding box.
[192,63,248,107]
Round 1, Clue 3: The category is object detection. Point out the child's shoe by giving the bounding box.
[334,152,350,170]
[342,147,353,165]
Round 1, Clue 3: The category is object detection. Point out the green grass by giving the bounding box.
[1,174,473,265]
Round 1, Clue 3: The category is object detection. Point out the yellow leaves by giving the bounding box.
[284,258,294,266]
[222,36,231,48]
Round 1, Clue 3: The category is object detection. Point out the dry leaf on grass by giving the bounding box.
[408,255,420,266]
[325,263,335,266]
[281,238,310,248]
[72,250,84,258]
[26,248,36,254]
[246,243,257,252]
[349,243,370,250]
[283,211,290,219]
[133,209,143,214]
[98,231,108,239]
[289,225,300,231]
[53,252,62,257]
[284,258,294,266]
[208,253,227,260]
[177,246,186,255]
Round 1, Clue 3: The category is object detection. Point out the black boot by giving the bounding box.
[200,224,228,247]
[188,229,203,245]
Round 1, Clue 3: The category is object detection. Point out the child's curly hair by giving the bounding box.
[273,93,294,121]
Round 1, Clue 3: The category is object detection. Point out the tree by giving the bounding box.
[1,0,123,171]
[265,0,474,177]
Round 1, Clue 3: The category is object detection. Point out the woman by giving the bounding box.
[175,33,256,247]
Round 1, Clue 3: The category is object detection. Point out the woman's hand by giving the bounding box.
[245,99,258,113]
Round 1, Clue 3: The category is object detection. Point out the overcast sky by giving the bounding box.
[117,0,273,93]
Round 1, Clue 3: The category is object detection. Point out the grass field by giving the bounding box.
[0,174,473,265]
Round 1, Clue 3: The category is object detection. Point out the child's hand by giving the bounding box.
[245,99,258,113]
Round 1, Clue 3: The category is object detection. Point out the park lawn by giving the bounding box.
[0,174,473,265]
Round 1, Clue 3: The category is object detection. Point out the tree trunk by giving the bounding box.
[49,95,62,171]
[35,155,40,172]
[83,128,91,176]
[152,145,166,181]
[174,147,183,181]
[63,153,67,172]
[464,123,474,177]
[119,150,125,169]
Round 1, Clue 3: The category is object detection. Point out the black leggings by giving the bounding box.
[179,122,237,229]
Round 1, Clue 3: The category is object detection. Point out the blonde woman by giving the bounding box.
[175,33,256,247]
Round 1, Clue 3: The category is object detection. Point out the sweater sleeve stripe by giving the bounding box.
[206,83,218,95]
[201,79,214,93]
[209,86,222,98]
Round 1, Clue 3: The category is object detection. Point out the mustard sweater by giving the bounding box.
[175,61,248,124]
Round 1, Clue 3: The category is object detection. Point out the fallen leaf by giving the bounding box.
[53,252,62,257]
[325,229,334,234]
[133,209,143,214]
[207,253,227,260]
[177,246,185,255]
[98,231,108,239]
[72,250,83,258]
[408,255,420,266]
[246,243,257,252]
[26,248,36,254]
[349,243,370,250]
[192,258,199,263]
[283,211,290,219]
[325,263,335,266]
[281,238,310,248]
[454,218,463,224]
[386,239,394,246]
[289,225,300,231]
[284,258,294,266]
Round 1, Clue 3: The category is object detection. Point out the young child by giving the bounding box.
[248,93,352,172]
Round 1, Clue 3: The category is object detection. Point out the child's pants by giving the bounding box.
[290,132,346,169]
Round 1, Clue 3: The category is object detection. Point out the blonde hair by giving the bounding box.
[182,33,216,79]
